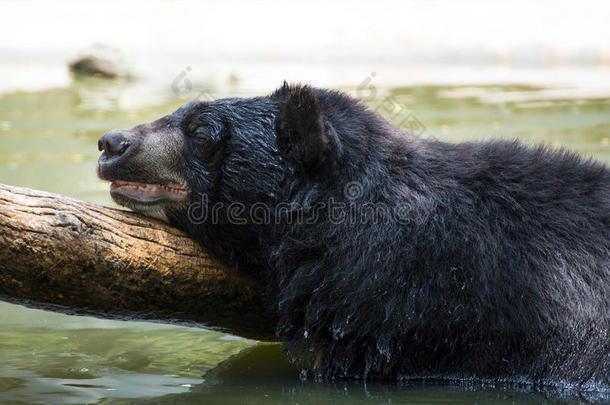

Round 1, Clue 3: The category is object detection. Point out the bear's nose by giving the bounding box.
[98,130,132,158]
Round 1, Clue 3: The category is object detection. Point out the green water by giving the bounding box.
[0,76,609,404]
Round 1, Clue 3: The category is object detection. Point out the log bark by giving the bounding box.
[0,184,277,341]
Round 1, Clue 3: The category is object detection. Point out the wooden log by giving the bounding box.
[0,184,277,341]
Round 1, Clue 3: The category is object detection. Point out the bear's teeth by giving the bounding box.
[110,180,188,203]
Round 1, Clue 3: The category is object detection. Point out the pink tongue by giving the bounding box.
[110,180,188,202]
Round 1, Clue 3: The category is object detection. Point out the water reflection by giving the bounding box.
[107,345,600,405]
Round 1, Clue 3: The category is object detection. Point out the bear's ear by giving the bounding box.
[275,84,341,175]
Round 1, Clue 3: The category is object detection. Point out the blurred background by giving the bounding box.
[1,1,609,403]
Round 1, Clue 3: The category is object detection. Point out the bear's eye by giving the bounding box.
[190,126,211,139]
[186,121,223,143]
[186,122,225,165]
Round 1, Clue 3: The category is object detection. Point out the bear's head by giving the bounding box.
[97,84,384,268]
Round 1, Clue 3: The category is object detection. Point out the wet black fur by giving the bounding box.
[151,84,608,390]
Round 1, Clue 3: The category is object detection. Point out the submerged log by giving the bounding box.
[0,184,277,341]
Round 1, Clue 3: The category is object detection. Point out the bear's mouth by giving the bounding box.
[110,180,189,205]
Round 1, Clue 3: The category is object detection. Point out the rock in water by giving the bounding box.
[69,44,128,79]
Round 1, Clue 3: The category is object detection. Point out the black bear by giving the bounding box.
[97,83,609,391]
